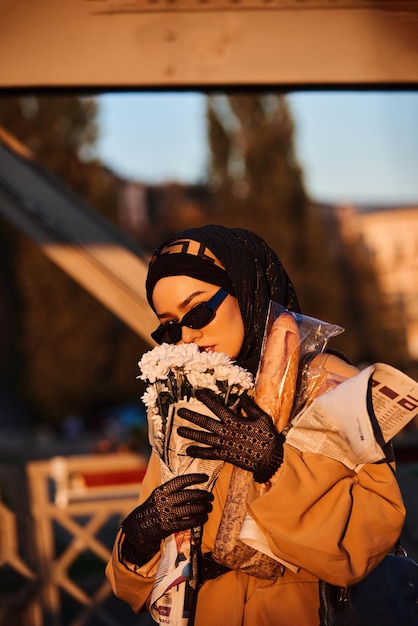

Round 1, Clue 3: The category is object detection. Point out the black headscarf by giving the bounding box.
[146,225,301,370]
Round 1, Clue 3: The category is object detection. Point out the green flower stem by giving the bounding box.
[155,383,166,422]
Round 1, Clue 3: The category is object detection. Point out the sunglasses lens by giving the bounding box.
[151,289,227,345]
[151,305,212,344]
[166,324,182,344]
[151,324,182,345]
[182,303,213,329]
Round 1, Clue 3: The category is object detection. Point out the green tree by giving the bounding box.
[205,92,409,369]
[0,95,147,428]
[205,93,337,311]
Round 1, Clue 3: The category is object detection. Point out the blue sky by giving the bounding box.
[95,90,418,206]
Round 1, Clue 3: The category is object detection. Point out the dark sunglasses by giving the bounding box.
[151,288,228,345]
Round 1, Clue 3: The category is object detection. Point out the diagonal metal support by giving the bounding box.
[0,127,155,344]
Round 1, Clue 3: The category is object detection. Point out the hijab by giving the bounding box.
[146,224,301,370]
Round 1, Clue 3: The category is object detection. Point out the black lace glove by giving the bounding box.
[120,473,214,566]
[177,389,285,484]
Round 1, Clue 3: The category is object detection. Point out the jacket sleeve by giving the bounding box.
[247,444,406,587]
[105,451,162,613]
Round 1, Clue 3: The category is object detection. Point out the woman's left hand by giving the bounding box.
[177,389,285,483]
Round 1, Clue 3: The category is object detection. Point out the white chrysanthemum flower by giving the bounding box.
[137,347,169,382]
[165,343,199,369]
[185,352,210,374]
[187,370,219,392]
[226,364,254,389]
[201,350,232,370]
[159,343,198,369]
[211,364,233,381]
[141,384,166,408]
[141,364,169,384]
[137,343,254,457]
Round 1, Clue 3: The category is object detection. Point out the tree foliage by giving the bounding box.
[207,94,321,264]
[0,91,411,431]
[0,95,147,427]
[205,92,409,369]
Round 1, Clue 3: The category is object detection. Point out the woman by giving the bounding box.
[106,225,405,626]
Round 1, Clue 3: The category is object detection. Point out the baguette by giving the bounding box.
[254,312,300,433]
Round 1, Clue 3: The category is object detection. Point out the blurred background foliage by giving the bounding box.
[0,93,410,431]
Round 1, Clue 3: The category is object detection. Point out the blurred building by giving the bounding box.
[116,176,418,361]
[336,204,418,360]
[117,181,149,235]
[117,179,215,250]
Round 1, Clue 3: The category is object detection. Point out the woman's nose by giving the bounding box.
[180,326,203,344]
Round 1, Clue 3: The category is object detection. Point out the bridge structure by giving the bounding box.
[0,3,417,624]
[0,0,417,337]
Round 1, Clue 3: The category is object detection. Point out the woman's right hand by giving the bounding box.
[120,473,213,566]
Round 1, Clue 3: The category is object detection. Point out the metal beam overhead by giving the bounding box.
[0,0,417,89]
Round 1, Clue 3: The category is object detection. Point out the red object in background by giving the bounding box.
[81,468,147,488]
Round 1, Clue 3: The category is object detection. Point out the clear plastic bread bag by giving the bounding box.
[253,301,345,434]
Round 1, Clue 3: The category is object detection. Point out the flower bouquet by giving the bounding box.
[137,342,254,625]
